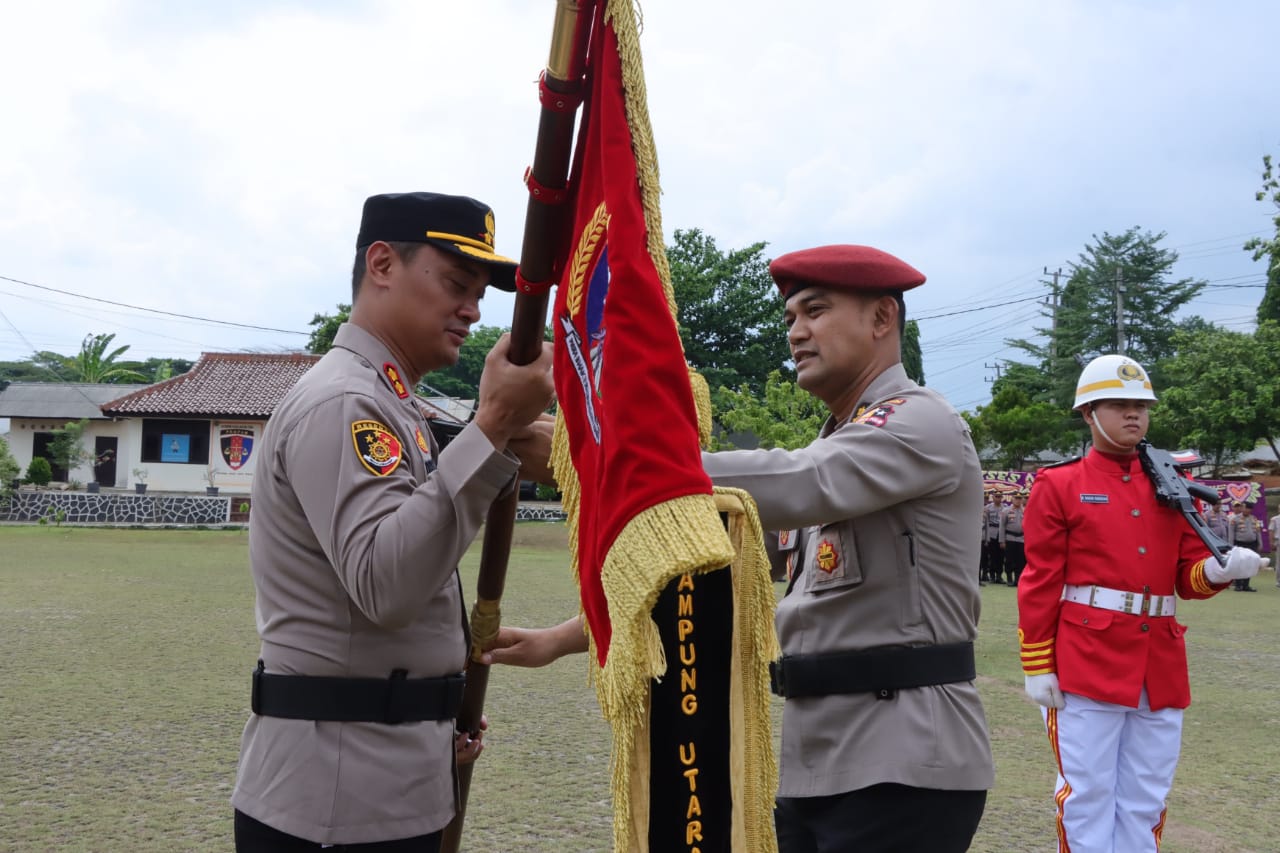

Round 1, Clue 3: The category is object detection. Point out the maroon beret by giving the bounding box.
[769,244,926,299]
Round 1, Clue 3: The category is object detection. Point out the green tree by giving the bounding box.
[66,334,146,383]
[972,386,1075,470]
[48,418,93,479]
[902,319,924,385]
[667,229,792,404]
[713,370,826,450]
[0,435,20,491]
[307,303,351,355]
[1158,321,1280,470]
[1243,152,1280,324]
[1009,228,1205,410]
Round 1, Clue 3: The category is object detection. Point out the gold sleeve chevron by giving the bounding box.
[1018,628,1056,675]
[1189,558,1223,595]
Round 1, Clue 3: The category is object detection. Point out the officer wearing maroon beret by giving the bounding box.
[704,244,994,852]
[232,191,555,851]
[478,244,994,852]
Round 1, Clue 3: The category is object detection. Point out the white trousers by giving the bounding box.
[1042,689,1183,853]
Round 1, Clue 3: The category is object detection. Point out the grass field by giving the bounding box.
[1,524,1277,852]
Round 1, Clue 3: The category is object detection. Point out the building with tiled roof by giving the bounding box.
[3,352,472,495]
[101,352,321,418]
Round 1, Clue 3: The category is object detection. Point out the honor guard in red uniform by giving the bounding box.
[232,192,555,851]
[1017,354,1266,853]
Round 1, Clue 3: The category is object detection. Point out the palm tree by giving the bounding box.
[67,333,146,383]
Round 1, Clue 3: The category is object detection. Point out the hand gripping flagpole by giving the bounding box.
[439,3,595,851]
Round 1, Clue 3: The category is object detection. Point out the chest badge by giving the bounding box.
[351,420,403,476]
[383,362,410,399]
[816,539,841,574]
[1080,493,1110,504]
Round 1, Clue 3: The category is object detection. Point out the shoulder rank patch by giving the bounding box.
[383,362,410,399]
[853,398,905,428]
[351,420,403,476]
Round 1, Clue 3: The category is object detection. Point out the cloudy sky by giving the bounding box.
[1,0,1276,414]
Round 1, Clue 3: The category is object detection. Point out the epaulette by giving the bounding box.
[1037,456,1082,472]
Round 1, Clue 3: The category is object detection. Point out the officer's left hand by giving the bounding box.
[455,714,488,767]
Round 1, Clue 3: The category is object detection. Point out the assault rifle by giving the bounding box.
[1136,439,1231,562]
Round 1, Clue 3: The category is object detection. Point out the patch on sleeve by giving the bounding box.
[852,397,906,428]
[351,420,403,476]
[383,362,410,399]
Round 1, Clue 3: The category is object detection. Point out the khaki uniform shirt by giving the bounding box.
[703,364,994,797]
[1000,505,1025,544]
[1230,513,1261,546]
[232,323,519,845]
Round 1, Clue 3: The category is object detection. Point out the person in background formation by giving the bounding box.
[977,502,989,586]
[1203,500,1229,545]
[231,192,556,852]
[1228,502,1261,591]
[999,492,1027,587]
[1270,510,1280,586]
[981,491,1003,585]
[1017,354,1265,853]
[484,244,996,853]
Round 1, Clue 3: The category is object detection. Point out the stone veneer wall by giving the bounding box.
[1,491,231,525]
[0,491,565,526]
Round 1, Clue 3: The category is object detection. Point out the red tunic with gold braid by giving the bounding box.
[1017,448,1228,711]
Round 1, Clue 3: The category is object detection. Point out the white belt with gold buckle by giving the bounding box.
[1062,583,1176,617]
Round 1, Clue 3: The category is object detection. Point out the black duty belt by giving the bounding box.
[251,661,465,724]
[769,642,976,701]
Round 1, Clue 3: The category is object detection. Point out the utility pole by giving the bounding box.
[984,362,1004,384]
[1114,267,1125,354]
[1044,266,1062,360]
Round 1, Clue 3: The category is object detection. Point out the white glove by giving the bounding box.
[1205,546,1267,584]
[1024,673,1065,709]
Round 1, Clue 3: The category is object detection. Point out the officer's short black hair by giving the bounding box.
[351,241,427,302]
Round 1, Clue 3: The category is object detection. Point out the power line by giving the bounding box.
[0,274,310,336]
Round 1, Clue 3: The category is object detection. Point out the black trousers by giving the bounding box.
[983,538,1003,581]
[775,783,987,853]
[235,810,441,853]
[1004,540,1026,585]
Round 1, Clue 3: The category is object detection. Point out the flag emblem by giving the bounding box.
[351,420,403,476]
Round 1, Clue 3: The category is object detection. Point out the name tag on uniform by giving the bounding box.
[1080,493,1109,504]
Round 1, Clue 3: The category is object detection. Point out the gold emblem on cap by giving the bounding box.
[484,210,495,248]
[1117,363,1144,381]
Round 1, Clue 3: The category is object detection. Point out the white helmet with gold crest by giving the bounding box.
[1072,354,1156,411]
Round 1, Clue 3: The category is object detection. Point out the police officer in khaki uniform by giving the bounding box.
[232,192,555,851]
[1000,492,1027,587]
[1229,502,1262,591]
[483,245,994,853]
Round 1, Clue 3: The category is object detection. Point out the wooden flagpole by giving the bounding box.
[439,3,596,850]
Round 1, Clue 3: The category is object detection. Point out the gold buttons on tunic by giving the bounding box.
[1132,509,1141,517]
[1141,624,1150,632]
[1138,547,1147,555]
[1122,475,1131,482]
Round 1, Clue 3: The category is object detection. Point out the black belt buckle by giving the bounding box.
[251,660,265,715]
[384,669,409,724]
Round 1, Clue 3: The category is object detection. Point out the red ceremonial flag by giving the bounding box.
[546,6,776,851]
[551,4,731,669]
